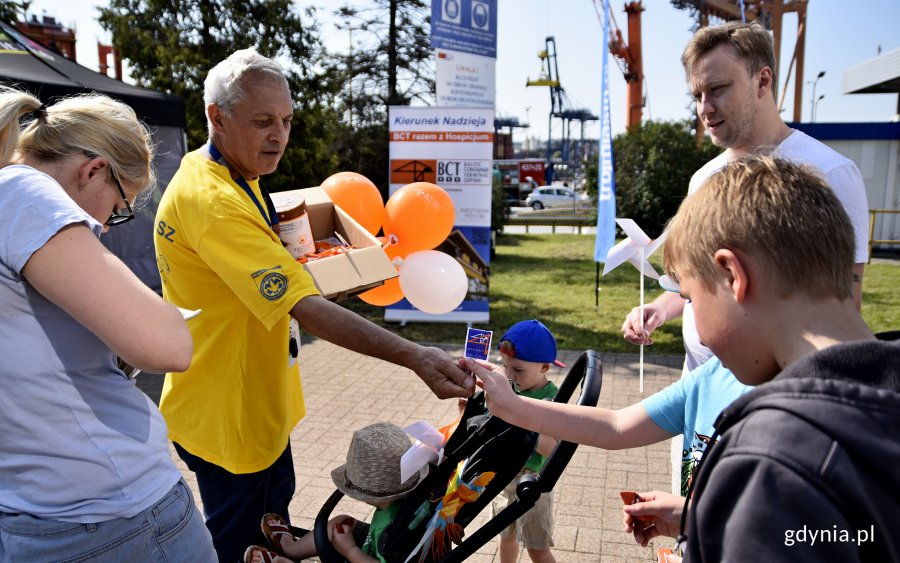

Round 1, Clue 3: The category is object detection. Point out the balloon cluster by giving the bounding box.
[320,173,468,315]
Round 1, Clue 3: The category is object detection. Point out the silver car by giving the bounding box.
[525,186,591,210]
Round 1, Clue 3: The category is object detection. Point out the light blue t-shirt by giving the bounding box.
[0,165,181,522]
[642,358,751,496]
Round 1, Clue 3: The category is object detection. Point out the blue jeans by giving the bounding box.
[0,478,215,562]
[174,442,295,563]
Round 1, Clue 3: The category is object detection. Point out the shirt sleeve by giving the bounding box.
[642,371,693,435]
[0,168,100,273]
[825,162,870,264]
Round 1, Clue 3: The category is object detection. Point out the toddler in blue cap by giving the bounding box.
[491,319,561,563]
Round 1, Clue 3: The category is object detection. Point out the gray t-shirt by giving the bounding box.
[0,165,180,522]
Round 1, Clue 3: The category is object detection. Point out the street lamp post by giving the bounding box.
[524,106,531,154]
[809,70,825,122]
[813,94,825,122]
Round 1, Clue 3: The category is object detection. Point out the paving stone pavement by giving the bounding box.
[137,338,682,562]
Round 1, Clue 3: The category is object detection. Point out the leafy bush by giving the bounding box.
[584,120,721,237]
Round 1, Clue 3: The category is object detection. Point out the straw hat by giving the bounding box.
[331,422,429,504]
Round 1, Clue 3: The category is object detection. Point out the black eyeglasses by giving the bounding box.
[83,150,134,227]
[105,169,135,227]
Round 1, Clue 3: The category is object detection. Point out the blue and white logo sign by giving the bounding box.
[431,0,497,59]
[471,0,490,31]
[442,0,461,24]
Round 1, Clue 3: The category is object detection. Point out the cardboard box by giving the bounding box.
[270,187,398,301]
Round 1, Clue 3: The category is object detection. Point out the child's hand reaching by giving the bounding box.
[458,357,521,422]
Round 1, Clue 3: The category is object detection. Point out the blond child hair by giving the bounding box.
[663,155,855,300]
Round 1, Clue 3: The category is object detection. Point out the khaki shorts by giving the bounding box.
[490,472,555,550]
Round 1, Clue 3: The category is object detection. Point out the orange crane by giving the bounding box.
[606,1,645,130]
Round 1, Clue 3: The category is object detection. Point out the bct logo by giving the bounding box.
[437,161,462,183]
[442,0,461,23]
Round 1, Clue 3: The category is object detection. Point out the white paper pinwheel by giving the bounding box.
[602,219,668,393]
[602,219,668,279]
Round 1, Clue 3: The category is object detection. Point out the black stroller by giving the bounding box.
[312,350,602,563]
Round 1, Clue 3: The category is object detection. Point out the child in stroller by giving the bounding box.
[248,350,600,563]
[245,421,428,563]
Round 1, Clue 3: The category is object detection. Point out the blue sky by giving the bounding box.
[494,0,900,141]
[26,0,900,143]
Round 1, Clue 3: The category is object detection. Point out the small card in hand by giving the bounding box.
[464,328,493,361]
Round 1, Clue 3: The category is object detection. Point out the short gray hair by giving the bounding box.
[203,47,289,135]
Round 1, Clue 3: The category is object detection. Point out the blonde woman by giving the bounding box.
[0,86,215,562]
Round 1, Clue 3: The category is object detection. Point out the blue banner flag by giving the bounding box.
[593,0,616,262]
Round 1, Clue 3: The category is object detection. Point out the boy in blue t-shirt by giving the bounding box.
[464,344,751,546]
[642,357,750,497]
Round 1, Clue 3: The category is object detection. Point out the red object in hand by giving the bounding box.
[620,491,652,523]
[336,516,355,534]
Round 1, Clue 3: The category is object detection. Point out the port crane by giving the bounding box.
[526,36,598,166]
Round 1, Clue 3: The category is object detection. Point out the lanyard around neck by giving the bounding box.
[208,142,279,230]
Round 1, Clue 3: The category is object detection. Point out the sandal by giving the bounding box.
[260,512,295,554]
[243,545,281,563]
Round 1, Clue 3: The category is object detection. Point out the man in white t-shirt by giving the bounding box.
[620,20,869,494]
[623,20,868,371]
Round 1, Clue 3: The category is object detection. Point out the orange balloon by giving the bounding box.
[358,277,403,306]
[320,172,385,236]
[383,182,455,255]
[357,242,405,307]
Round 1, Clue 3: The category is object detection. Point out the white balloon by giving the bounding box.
[399,250,468,314]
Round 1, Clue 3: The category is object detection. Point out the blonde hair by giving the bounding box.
[203,47,289,135]
[12,91,156,196]
[663,156,854,300]
[682,21,777,99]
[0,86,43,167]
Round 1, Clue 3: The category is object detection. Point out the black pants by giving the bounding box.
[174,442,296,563]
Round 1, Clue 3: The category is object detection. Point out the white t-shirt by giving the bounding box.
[681,130,870,372]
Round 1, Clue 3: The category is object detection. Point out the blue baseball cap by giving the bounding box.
[498,320,565,367]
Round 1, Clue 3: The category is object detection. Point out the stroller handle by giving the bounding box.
[314,349,603,563]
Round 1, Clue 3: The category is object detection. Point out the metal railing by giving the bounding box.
[504,205,597,234]
[868,209,900,262]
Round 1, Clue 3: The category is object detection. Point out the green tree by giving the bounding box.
[98,0,339,189]
[584,120,721,237]
[0,1,30,24]
[324,0,434,191]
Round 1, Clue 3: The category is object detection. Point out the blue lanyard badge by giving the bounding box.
[208,142,279,230]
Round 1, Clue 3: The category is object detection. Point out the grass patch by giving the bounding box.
[340,233,900,353]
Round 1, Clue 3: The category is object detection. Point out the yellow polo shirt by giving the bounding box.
[154,150,319,473]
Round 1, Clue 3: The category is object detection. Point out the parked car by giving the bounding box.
[525,186,591,210]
